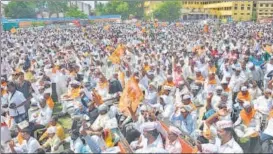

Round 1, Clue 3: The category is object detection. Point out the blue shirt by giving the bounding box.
[83,135,101,153]
[170,113,195,135]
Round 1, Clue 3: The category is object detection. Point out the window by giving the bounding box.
[265,13,268,15]
[247,7,251,10]
[272,4,273,7]
[265,10,268,12]
[247,13,250,15]
[234,7,238,10]
[259,13,263,15]
[241,13,244,15]
[234,13,237,15]
[248,4,251,7]
[260,4,263,7]
[241,7,244,10]
[266,4,269,7]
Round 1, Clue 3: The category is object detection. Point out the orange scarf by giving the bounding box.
[70,88,81,99]
[208,66,217,73]
[240,109,256,126]
[52,66,59,74]
[17,132,24,145]
[269,110,273,120]
[163,81,175,87]
[208,78,217,85]
[144,65,150,72]
[46,97,54,109]
[237,92,251,102]
[99,81,109,89]
[224,87,230,93]
[196,75,205,83]
[189,102,197,111]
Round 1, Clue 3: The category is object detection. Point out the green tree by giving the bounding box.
[4,1,36,18]
[252,10,257,22]
[95,0,144,19]
[46,0,68,18]
[153,1,182,22]
[65,7,88,18]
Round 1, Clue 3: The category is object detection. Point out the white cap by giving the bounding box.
[243,101,251,108]
[181,105,193,112]
[169,126,182,136]
[182,94,191,100]
[241,86,248,91]
[221,79,228,84]
[216,120,233,129]
[163,86,172,91]
[247,63,254,68]
[216,85,223,90]
[70,80,81,86]
[141,122,158,132]
[47,126,56,134]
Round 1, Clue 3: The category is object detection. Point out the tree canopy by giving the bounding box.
[95,0,144,19]
[65,7,88,18]
[4,1,36,18]
[153,1,181,22]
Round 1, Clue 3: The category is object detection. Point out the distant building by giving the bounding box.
[182,1,253,21]
[68,1,92,15]
[255,1,273,20]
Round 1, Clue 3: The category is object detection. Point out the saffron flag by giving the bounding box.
[119,77,143,116]
[264,44,272,54]
[204,24,209,33]
[108,45,125,64]
[92,90,104,106]
[10,27,17,34]
[104,25,110,31]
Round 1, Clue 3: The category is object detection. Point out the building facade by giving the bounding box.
[255,1,273,20]
[182,1,254,21]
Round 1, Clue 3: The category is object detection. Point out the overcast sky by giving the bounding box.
[1,1,108,6]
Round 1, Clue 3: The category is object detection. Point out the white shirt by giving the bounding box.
[35,106,53,126]
[19,137,41,153]
[253,96,272,115]
[8,91,26,117]
[218,138,243,153]
[65,137,83,153]
[165,139,182,153]
[263,117,273,137]
[201,138,243,153]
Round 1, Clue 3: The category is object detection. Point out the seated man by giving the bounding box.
[134,122,167,153]
[42,127,64,153]
[170,105,196,136]
[9,127,41,153]
[29,98,53,134]
[39,116,65,142]
[165,126,182,153]
[59,80,82,116]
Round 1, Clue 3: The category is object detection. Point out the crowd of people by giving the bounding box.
[1,20,273,153]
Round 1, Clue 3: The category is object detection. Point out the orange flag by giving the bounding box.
[104,25,110,31]
[93,90,104,106]
[264,44,272,54]
[204,24,209,33]
[119,77,143,116]
[10,27,17,34]
[108,45,125,64]
[136,22,141,27]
